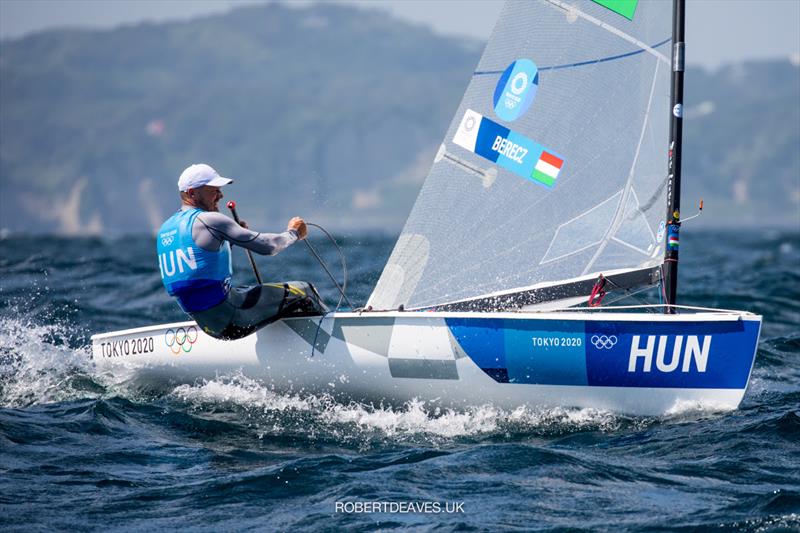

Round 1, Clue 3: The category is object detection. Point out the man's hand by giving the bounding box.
[288,217,308,240]
[238,219,249,229]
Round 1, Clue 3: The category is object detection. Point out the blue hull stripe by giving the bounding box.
[446,318,759,389]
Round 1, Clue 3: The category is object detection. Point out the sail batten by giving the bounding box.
[368,0,672,311]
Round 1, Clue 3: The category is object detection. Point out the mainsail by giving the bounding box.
[368,0,673,311]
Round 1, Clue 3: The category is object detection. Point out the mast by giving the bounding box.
[663,0,685,313]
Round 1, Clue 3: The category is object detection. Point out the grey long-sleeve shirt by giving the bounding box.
[188,208,298,254]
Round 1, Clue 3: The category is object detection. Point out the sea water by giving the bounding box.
[1,230,798,531]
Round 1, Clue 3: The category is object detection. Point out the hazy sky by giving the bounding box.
[1,0,798,68]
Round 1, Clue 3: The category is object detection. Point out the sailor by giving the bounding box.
[156,163,326,340]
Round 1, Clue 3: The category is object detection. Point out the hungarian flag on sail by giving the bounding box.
[452,109,566,190]
[531,151,563,187]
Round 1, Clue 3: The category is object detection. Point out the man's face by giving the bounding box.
[191,185,223,212]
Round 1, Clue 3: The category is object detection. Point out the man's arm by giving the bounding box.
[192,211,298,255]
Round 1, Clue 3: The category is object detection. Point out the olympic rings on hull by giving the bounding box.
[164,326,199,355]
[590,334,618,350]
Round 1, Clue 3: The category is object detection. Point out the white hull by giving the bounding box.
[91,310,761,416]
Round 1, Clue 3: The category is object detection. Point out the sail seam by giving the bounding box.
[473,37,670,76]
[541,240,603,264]
[611,236,652,256]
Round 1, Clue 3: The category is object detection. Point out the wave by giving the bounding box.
[166,372,643,447]
[0,314,98,408]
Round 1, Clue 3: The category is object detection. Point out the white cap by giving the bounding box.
[177,163,233,192]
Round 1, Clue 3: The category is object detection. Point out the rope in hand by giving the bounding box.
[223,201,352,356]
[303,222,353,358]
[303,222,354,311]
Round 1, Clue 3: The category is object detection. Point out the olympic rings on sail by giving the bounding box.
[164,326,199,355]
[590,335,618,350]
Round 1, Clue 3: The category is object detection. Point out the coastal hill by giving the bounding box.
[1,2,798,234]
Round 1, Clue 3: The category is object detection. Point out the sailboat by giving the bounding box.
[92,0,761,415]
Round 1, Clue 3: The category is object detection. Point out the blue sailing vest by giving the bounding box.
[156,208,232,312]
